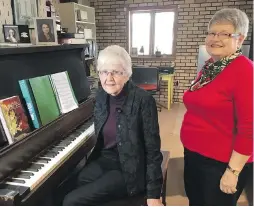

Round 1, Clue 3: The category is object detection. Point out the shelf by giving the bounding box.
[76,21,95,25]
[74,2,94,9]
[0,44,88,56]
[57,2,96,35]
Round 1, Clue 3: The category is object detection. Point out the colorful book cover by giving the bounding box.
[19,79,41,129]
[0,96,31,142]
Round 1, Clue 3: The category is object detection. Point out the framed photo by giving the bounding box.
[3,25,20,43]
[131,47,138,57]
[18,25,31,43]
[34,18,58,45]
[12,0,38,26]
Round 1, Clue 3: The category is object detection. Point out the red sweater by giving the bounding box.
[181,55,253,163]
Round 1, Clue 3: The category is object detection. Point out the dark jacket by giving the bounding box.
[91,81,163,199]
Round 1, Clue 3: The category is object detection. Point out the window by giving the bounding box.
[129,7,176,57]
[131,12,151,55]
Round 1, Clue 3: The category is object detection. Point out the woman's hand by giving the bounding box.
[220,169,238,194]
[147,199,164,206]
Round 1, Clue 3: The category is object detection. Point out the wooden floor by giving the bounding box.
[158,104,250,206]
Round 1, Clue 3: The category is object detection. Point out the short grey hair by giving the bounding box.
[97,45,132,77]
[208,8,249,37]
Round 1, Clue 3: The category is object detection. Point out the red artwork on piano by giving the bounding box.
[0,96,31,142]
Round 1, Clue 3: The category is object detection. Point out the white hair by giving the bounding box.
[208,8,249,37]
[97,45,132,77]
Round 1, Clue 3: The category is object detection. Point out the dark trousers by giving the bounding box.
[184,148,252,206]
[62,149,128,206]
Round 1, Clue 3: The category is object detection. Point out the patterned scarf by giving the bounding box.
[190,49,242,91]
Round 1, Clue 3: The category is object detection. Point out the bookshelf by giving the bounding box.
[56,2,96,40]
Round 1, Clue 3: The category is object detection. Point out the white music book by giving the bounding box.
[50,71,78,114]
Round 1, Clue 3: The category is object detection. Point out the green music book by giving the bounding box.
[29,75,60,126]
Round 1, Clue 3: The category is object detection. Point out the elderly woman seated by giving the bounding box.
[63,45,163,206]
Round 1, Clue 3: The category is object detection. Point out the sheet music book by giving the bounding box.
[50,71,78,114]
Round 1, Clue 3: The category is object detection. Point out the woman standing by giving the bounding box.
[181,8,253,205]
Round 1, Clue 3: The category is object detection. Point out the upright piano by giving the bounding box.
[0,44,96,205]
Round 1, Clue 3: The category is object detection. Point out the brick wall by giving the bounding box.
[90,0,253,104]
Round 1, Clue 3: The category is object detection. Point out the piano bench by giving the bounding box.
[103,151,170,206]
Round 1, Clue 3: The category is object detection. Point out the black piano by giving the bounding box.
[0,45,96,205]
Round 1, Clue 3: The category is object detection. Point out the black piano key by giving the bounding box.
[83,122,89,126]
[80,123,89,129]
[53,146,65,151]
[35,158,50,164]
[42,152,57,158]
[58,138,72,143]
[20,172,34,176]
[23,163,44,172]
[68,134,78,139]
[72,131,81,137]
[78,126,86,131]
[84,124,91,129]
[62,135,76,142]
[31,163,44,168]
[76,127,84,132]
[48,148,61,154]
[56,142,69,147]
[14,172,34,179]
[48,147,60,153]
[58,139,72,144]
[51,146,64,151]
[24,168,38,173]
[14,175,30,180]
[7,179,25,184]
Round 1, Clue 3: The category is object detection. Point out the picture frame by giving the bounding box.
[3,25,20,43]
[34,17,58,45]
[18,25,31,43]
[131,47,138,57]
[12,0,38,26]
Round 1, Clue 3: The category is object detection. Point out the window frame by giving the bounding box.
[128,6,178,59]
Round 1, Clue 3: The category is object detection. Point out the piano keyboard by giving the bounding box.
[4,119,94,190]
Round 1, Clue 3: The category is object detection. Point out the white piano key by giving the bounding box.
[5,123,94,189]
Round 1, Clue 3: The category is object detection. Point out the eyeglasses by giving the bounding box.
[98,70,125,77]
[206,32,240,40]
